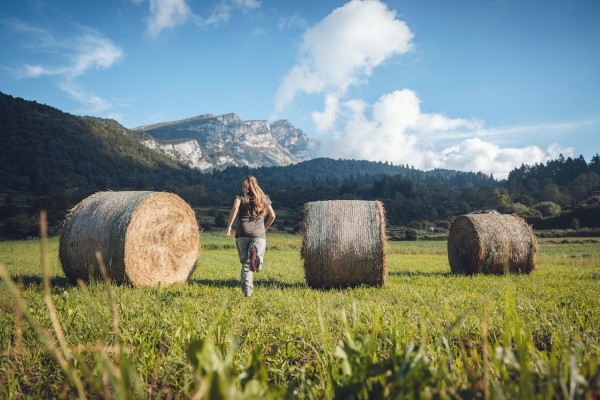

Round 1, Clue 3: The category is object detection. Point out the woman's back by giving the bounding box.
[235,194,270,238]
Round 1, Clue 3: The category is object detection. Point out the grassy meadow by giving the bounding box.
[0,231,599,398]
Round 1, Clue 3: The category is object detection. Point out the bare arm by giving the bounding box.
[226,198,241,236]
[264,204,276,231]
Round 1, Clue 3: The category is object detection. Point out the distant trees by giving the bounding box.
[505,154,600,228]
[534,201,561,218]
[507,154,600,207]
[405,228,418,241]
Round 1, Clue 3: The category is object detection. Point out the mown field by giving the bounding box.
[0,232,599,399]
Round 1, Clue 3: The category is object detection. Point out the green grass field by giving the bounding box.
[1,232,599,398]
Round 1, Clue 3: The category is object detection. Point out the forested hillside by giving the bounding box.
[0,92,202,237]
[0,93,200,192]
[505,155,600,228]
[180,158,497,204]
[170,155,600,230]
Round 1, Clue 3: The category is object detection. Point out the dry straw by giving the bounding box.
[447,211,538,275]
[59,191,200,286]
[301,200,388,288]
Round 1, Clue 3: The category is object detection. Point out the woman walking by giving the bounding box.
[226,176,276,297]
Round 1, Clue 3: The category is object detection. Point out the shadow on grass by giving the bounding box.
[9,274,71,288]
[389,270,454,278]
[190,277,306,289]
[10,274,308,290]
[190,278,239,288]
[255,277,306,289]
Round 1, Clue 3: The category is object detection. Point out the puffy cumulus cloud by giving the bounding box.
[437,139,564,178]
[317,89,571,179]
[319,89,478,162]
[275,0,413,113]
[312,94,340,133]
[318,89,426,165]
[274,1,574,178]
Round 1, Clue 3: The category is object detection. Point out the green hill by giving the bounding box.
[0,92,198,193]
[0,92,201,237]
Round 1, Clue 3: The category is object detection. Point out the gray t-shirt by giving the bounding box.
[234,194,272,239]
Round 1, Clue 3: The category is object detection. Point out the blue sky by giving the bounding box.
[1,0,599,178]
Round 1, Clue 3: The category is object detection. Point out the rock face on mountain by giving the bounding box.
[270,119,312,161]
[133,113,312,172]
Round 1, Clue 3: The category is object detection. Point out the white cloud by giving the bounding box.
[278,13,307,30]
[201,2,232,26]
[436,139,569,178]
[133,0,261,36]
[8,20,122,80]
[318,89,426,165]
[232,0,261,10]
[10,22,123,118]
[16,29,122,79]
[4,19,59,48]
[69,34,123,76]
[545,143,572,160]
[146,0,193,37]
[275,0,413,113]
[467,120,598,142]
[21,64,48,78]
[312,94,340,133]
[59,81,116,116]
[274,1,572,178]
[317,89,571,179]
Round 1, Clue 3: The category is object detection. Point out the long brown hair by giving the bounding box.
[241,176,268,219]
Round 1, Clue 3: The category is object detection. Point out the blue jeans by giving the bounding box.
[235,237,266,297]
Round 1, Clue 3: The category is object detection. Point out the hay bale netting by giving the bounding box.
[59,191,200,286]
[447,211,538,275]
[301,200,388,288]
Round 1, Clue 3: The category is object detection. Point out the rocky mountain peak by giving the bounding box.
[271,119,312,161]
[131,113,313,172]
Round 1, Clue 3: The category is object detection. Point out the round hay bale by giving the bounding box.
[59,191,200,286]
[301,200,387,288]
[447,211,537,275]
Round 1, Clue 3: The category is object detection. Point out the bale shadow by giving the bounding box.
[190,278,239,288]
[190,277,306,289]
[254,277,306,289]
[8,274,71,288]
[389,270,453,278]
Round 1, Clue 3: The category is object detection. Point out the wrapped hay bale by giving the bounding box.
[301,200,387,288]
[59,191,200,286]
[447,211,537,275]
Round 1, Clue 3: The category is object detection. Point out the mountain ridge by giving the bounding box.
[132,113,218,132]
[131,112,312,171]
